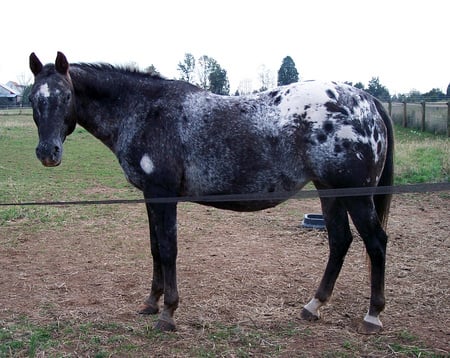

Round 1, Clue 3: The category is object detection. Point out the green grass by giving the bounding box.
[0,116,140,224]
[1,117,448,207]
[1,318,444,357]
[393,125,449,184]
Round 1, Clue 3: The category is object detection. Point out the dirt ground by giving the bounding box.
[1,192,449,356]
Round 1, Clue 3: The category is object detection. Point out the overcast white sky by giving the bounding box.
[1,0,449,94]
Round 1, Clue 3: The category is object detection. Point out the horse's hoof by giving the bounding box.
[358,320,383,335]
[301,307,320,321]
[154,319,176,332]
[137,302,159,315]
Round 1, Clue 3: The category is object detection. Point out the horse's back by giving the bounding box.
[178,81,388,197]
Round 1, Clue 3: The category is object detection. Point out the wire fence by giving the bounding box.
[384,101,450,136]
[1,183,449,207]
[2,103,449,137]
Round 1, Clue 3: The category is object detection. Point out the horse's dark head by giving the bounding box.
[29,51,76,167]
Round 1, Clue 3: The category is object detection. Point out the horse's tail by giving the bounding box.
[373,98,395,230]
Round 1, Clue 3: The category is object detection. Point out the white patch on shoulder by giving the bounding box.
[140,154,154,174]
[38,83,50,98]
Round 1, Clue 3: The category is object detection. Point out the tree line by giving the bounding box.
[176,53,299,96]
[175,52,449,102]
[16,54,449,105]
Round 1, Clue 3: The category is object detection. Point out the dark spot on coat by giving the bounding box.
[334,144,342,153]
[269,90,279,98]
[317,132,327,143]
[304,104,311,111]
[274,96,282,105]
[326,89,337,100]
[325,101,349,116]
[377,141,382,154]
[285,89,290,95]
[342,140,351,150]
[373,129,379,141]
[323,121,334,133]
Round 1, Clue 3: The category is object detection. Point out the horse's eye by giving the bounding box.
[64,93,71,103]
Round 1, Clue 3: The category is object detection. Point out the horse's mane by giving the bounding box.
[68,62,171,99]
[71,62,165,81]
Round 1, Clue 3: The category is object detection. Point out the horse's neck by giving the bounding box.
[70,68,127,152]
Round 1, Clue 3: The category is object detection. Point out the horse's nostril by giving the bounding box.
[54,146,60,154]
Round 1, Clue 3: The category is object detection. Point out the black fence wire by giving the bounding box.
[0,182,448,207]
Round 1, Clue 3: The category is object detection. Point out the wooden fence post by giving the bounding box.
[388,101,392,116]
[403,101,407,128]
[421,101,426,132]
[447,101,450,137]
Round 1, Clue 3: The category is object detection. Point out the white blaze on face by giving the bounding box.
[38,83,50,98]
[140,154,154,174]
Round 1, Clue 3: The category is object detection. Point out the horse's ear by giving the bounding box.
[55,51,69,75]
[29,52,43,76]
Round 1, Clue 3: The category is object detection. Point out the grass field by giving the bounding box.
[0,114,449,357]
[0,114,448,207]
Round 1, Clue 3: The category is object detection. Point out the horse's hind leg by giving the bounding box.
[301,196,353,321]
[344,196,387,334]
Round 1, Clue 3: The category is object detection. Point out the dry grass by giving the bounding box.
[1,194,449,356]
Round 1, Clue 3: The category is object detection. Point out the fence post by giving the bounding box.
[447,101,450,137]
[421,101,426,132]
[403,101,407,128]
[388,101,392,116]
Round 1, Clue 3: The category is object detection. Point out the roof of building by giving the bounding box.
[0,83,19,98]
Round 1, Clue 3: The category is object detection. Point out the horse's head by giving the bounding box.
[29,51,76,167]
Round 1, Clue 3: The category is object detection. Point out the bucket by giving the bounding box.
[302,213,326,229]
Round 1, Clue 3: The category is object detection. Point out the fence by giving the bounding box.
[2,103,450,137]
[385,101,450,137]
[0,104,32,115]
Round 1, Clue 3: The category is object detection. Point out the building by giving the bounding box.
[0,82,21,106]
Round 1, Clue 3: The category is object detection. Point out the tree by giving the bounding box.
[446,83,450,98]
[237,79,253,96]
[422,88,446,102]
[277,56,299,86]
[21,85,32,106]
[125,61,140,71]
[258,65,275,92]
[144,64,160,76]
[353,82,365,90]
[196,55,214,90]
[208,62,230,95]
[177,53,196,83]
[366,77,390,101]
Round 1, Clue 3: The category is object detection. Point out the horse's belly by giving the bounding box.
[196,198,287,212]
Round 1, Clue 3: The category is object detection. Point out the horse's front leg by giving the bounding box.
[138,201,179,331]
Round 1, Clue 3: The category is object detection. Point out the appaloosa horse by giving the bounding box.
[29,52,394,334]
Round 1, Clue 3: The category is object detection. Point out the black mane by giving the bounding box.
[72,62,166,81]
[68,62,173,100]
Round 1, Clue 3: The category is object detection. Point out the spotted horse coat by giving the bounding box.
[29,52,394,334]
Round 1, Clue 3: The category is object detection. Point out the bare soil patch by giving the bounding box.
[1,192,449,356]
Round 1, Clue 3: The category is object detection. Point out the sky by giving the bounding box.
[1,0,449,95]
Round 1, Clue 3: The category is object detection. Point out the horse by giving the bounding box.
[28,52,394,334]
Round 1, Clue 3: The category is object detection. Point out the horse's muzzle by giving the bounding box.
[36,141,62,167]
